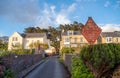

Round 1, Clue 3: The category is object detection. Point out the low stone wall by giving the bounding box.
[1,54,42,74]
[63,54,76,72]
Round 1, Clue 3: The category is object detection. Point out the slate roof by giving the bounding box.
[20,33,46,38]
[101,32,120,37]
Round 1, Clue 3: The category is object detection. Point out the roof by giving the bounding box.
[61,31,81,35]
[101,32,120,37]
[20,33,46,38]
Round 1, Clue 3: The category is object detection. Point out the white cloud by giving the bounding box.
[56,14,70,25]
[104,1,110,7]
[36,3,77,28]
[67,3,77,12]
[100,24,120,32]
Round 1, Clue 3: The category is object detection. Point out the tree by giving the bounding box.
[59,21,84,31]
[24,27,48,33]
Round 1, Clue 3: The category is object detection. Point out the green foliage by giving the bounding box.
[61,47,74,55]
[0,43,8,52]
[80,43,120,77]
[12,49,34,55]
[59,21,84,31]
[3,68,15,78]
[51,41,60,52]
[24,27,48,33]
[29,41,49,50]
[72,56,94,78]
[58,57,64,62]
[0,51,11,56]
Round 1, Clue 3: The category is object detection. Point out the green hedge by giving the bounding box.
[72,56,94,78]
[72,43,120,78]
[80,43,120,77]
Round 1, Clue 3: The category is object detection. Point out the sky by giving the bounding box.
[0,0,120,36]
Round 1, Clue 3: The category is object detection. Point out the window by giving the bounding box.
[67,31,73,35]
[106,37,113,43]
[15,37,18,41]
[12,37,14,41]
[12,37,18,41]
[80,37,83,42]
[74,38,77,43]
[65,38,70,42]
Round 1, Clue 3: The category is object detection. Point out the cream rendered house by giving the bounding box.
[8,32,48,50]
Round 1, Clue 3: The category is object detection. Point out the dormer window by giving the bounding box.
[67,30,73,35]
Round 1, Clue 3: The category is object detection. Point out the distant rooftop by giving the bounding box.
[101,32,120,37]
[20,33,46,38]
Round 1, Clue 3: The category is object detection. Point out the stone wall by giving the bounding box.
[63,54,76,72]
[1,54,42,74]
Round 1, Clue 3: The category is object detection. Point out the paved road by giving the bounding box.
[24,56,69,78]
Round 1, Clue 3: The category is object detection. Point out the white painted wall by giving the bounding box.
[8,32,23,50]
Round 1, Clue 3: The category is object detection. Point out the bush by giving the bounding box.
[12,49,35,55]
[3,68,15,78]
[80,43,120,78]
[0,51,11,57]
[61,47,74,55]
[72,56,94,78]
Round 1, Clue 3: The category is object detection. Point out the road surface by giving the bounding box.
[24,56,69,78]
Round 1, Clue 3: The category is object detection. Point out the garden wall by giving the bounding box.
[63,54,76,72]
[0,54,42,74]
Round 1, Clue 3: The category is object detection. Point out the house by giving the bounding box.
[60,30,89,50]
[60,17,120,51]
[100,32,120,43]
[8,32,48,51]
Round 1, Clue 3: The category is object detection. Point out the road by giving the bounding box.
[24,56,69,78]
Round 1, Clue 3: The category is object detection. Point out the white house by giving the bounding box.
[8,32,48,51]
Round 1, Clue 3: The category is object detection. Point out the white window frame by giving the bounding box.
[106,37,113,43]
[64,38,70,44]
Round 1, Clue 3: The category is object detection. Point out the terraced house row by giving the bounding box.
[60,17,120,50]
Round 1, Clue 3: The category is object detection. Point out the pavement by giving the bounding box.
[23,56,69,78]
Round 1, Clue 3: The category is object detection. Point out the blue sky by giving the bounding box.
[0,0,120,36]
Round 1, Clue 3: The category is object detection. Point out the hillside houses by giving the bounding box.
[60,17,120,50]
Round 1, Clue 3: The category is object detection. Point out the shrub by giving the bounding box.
[61,47,74,55]
[80,43,120,78]
[0,51,11,57]
[72,56,94,78]
[3,68,15,78]
[12,49,35,55]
